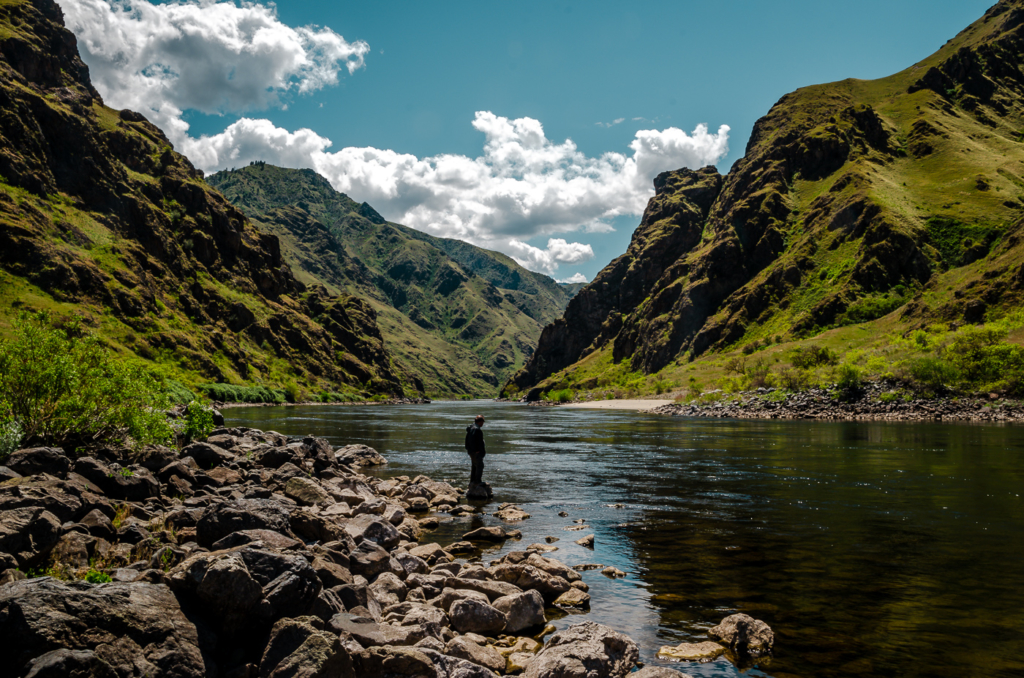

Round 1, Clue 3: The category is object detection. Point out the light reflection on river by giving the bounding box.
[227,400,1024,678]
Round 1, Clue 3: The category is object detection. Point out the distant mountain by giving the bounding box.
[0,0,405,397]
[505,0,1024,397]
[207,165,574,395]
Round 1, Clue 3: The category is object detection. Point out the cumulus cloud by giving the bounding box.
[64,1,731,276]
[557,273,589,284]
[60,0,368,146]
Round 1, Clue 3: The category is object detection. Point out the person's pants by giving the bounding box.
[469,452,484,484]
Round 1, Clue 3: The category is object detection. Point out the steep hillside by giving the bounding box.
[0,0,405,397]
[208,164,574,396]
[506,0,1024,398]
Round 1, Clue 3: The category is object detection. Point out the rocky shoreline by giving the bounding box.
[643,383,1024,423]
[0,426,771,677]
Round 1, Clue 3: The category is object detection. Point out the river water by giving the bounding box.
[226,400,1024,678]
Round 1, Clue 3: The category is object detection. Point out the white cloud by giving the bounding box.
[557,273,589,284]
[60,0,368,146]
[64,1,730,276]
[596,117,626,128]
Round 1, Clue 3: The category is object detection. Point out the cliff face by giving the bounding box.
[208,165,574,396]
[507,0,1024,397]
[0,0,404,395]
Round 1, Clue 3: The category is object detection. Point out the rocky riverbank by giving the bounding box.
[644,383,1024,423]
[0,426,771,677]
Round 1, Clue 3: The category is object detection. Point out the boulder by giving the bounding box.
[180,442,235,468]
[489,564,570,601]
[132,445,179,473]
[437,587,490,612]
[334,444,387,467]
[195,499,292,547]
[344,514,400,550]
[493,505,531,522]
[21,648,118,678]
[575,534,594,548]
[167,551,264,635]
[553,588,591,608]
[0,507,62,568]
[449,598,507,635]
[368,571,407,608]
[466,481,493,499]
[284,477,333,507]
[524,622,639,678]
[312,557,353,588]
[492,589,546,633]
[290,511,346,544]
[707,613,774,656]
[445,577,523,602]
[349,541,393,579]
[258,616,354,678]
[5,448,71,478]
[329,613,434,648]
[420,648,500,678]
[462,526,507,542]
[445,637,505,674]
[353,646,436,678]
[0,578,205,678]
[211,529,302,551]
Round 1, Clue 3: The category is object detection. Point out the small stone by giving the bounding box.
[506,652,534,674]
[553,588,591,608]
[657,641,725,661]
[575,534,594,548]
[527,543,558,553]
[444,541,476,554]
[563,525,586,532]
[557,512,569,517]
[544,536,559,544]
[463,526,507,542]
[602,566,626,578]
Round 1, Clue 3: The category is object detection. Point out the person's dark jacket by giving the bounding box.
[466,424,485,455]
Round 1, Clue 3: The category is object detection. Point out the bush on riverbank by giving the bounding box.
[199,383,286,404]
[0,313,173,451]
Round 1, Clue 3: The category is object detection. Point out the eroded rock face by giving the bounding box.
[0,578,205,678]
[707,613,774,656]
[524,621,639,678]
[0,507,62,568]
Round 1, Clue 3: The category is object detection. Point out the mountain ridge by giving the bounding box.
[207,163,574,396]
[505,0,1024,398]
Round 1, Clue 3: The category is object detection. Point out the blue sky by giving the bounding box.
[64,0,993,281]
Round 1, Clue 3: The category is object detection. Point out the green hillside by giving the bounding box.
[0,0,405,400]
[506,0,1024,399]
[207,164,573,396]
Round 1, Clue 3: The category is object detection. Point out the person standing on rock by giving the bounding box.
[465,414,486,486]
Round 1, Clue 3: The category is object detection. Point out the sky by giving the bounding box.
[59,0,995,282]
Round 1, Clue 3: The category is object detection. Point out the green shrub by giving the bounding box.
[907,357,959,391]
[835,363,863,391]
[181,400,215,445]
[744,358,775,389]
[83,569,112,584]
[199,384,285,404]
[0,401,22,462]
[837,292,908,326]
[284,381,302,403]
[163,379,197,405]
[778,367,811,391]
[0,313,172,451]
[652,378,674,395]
[545,388,575,402]
[791,344,839,369]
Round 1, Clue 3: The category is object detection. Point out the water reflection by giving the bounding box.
[227,402,1024,678]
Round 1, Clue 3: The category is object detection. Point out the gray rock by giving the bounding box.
[283,477,334,507]
[329,613,434,648]
[180,441,235,468]
[22,648,117,678]
[354,646,436,677]
[489,563,570,601]
[211,529,302,551]
[195,498,292,547]
[258,615,355,678]
[368,571,407,608]
[0,507,62,568]
[0,578,205,678]
[334,444,387,467]
[492,589,546,633]
[524,621,638,678]
[462,526,507,542]
[344,514,401,550]
[707,613,774,656]
[445,636,506,674]
[632,667,695,678]
[5,448,70,479]
[438,586,490,612]
[444,576,523,602]
[449,598,507,635]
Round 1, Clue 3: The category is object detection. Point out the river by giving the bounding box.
[226,400,1024,678]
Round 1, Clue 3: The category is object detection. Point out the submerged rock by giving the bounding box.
[657,640,725,661]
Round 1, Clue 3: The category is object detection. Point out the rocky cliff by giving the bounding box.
[0,0,404,396]
[208,165,574,396]
[506,0,1024,397]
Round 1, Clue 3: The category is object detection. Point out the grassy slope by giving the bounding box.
[0,0,405,399]
[207,164,573,396]
[510,0,1024,400]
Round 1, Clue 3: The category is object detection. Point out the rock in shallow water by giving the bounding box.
[656,640,725,661]
[707,613,774,656]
